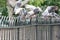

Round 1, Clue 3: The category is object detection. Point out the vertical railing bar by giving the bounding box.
[0,29,1,40]
[4,29,6,40]
[41,28,42,40]
[50,26,52,40]
[17,28,19,40]
[36,26,37,40]
[46,28,47,40]
[30,18,31,25]
[9,29,10,40]
[35,14,38,40]
[46,27,48,40]
[49,16,52,40]
[3,29,5,40]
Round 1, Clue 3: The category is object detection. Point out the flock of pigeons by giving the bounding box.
[13,0,60,20]
[0,0,60,26]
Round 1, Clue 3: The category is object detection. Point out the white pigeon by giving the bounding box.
[42,6,54,17]
[25,4,36,11]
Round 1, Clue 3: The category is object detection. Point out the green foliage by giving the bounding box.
[28,0,45,6]
[28,0,60,15]
[0,0,6,9]
[2,7,8,16]
[42,0,60,15]
[28,0,60,7]
[0,0,6,8]
[0,0,60,16]
[42,0,60,6]
[0,0,8,16]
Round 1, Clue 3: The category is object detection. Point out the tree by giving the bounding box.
[0,0,6,7]
[0,0,8,16]
[28,0,45,6]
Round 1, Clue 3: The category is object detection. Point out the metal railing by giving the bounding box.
[0,16,59,40]
[0,16,60,27]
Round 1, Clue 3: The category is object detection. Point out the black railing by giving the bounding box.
[0,16,60,27]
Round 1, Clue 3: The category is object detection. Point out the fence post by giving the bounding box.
[35,15,38,40]
[49,16,52,40]
[17,28,19,40]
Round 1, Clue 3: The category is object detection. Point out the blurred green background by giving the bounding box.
[0,0,8,16]
[0,0,60,16]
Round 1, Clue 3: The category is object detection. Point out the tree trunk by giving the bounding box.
[6,0,16,20]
